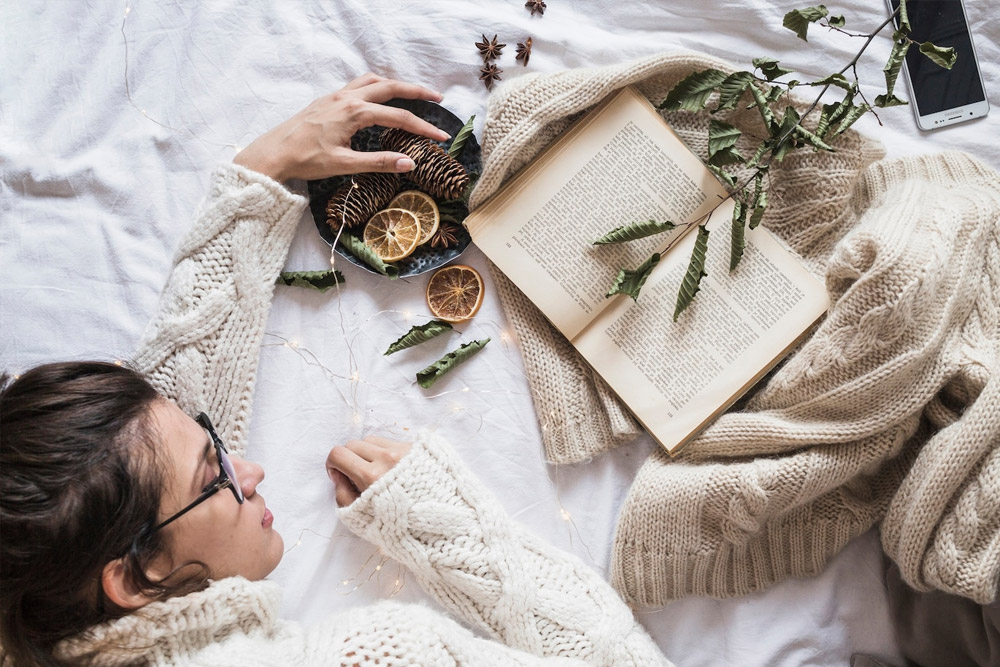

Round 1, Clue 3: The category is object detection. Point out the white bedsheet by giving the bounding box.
[3,2,998,665]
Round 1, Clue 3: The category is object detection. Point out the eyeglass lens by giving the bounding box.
[218,445,243,502]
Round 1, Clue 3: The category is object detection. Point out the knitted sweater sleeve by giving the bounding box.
[338,432,672,667]
[132,163,307,456]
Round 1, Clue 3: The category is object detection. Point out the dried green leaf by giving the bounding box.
[793,120,835,152]
[746,140,771,169]
[707,120,744,166]
[816,100,841,138]
[805,72,854,92]
[883,37,910,98]
[783,5,829,41]
[275,270,345,292]
[416,338,490,389]
[708,120,741,153]
[776,105,801,149]
[772,136,796,162]
[828,15,845,27]
[729,200,748,272]
[606,253,661,302]
[707,163,737,188]
[831,102,870,135]
[338,233,400,279]
[898,0,910,33]
[753,57,793,82]
[749,173,768,229]
[593,219,678,245]
[384,320,454,356]
[748,82,778,132]
[919,41,957,69]
[673,225,710,321]
[447,115,476,158]
[708,146,745,166]
[715,71,754,112]
[874,93,907,108]
[659,69,728,112]
[817,90,858,138]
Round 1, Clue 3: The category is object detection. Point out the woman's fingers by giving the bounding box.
[356,78,443,105]
[325,436,412,505]
[337,150,416,175]
[342,72,385,90]
[234,76,448,182]
[345,438,386,462]
[326,445,372,493]
[358,103,450,142]
[328,468,360,507]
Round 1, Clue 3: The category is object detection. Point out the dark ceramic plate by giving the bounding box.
[307,99,480,277]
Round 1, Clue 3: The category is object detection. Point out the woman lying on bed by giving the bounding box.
[0,75,671,667]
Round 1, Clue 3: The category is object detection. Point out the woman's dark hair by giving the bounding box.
[0,362,209,666]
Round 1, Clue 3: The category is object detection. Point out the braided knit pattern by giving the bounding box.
[56,435,671,666]
[339,432,669,666]
[472,52,1000,604]
[133,163,307,456]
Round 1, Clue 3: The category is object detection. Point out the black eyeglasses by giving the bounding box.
[150,412,243,532]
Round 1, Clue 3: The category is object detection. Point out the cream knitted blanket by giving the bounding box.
[470,52,1000,605]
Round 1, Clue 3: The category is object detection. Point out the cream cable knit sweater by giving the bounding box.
[58,164,670,666]
[470,52,1000,606]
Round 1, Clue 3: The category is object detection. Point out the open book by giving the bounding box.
[465,86,829,454]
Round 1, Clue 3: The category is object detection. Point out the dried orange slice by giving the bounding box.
[426,264,484,323]
[363,208,422,262]
[389,190,439,245]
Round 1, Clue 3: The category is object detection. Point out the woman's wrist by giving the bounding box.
[233,140,287,184]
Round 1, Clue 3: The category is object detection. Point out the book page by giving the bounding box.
[466,87,727,340]
[573,206,829,452]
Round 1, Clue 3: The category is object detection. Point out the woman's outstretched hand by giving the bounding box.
[234,74,449,183]
[326,436,412,507]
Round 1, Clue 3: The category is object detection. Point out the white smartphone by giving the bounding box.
[888,0,990,131]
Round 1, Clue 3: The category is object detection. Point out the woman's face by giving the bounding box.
[148,400,283,581]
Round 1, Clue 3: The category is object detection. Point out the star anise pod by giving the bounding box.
[525,0,546,16]
[479,63,502,91]
[515,37,533,66]
[475,34,505,62]
[430,221,461,249]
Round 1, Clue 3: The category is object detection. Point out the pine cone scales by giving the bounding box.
[380,128,470,200]
[326,172,400,230]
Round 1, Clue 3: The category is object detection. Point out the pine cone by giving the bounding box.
[325,172,400,230]
[380,128,470,200]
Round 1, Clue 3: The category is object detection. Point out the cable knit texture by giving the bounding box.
[470,52,1000,605]
[133,163,307,456]
[339,432,665,666]
[56,163,671,665]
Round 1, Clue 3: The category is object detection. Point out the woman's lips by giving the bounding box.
[262,507,273,529]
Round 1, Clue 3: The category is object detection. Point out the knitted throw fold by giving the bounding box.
[470,51,1000,605]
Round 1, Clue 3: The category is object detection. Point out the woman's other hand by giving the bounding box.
[234,74,449,182]
[326,436,412,507]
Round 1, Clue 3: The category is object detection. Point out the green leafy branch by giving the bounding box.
[599,1,954,320]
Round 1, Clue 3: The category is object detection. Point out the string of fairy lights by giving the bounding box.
[114,0,599,600]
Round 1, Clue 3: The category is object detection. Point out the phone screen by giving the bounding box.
[891,0,986,115]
